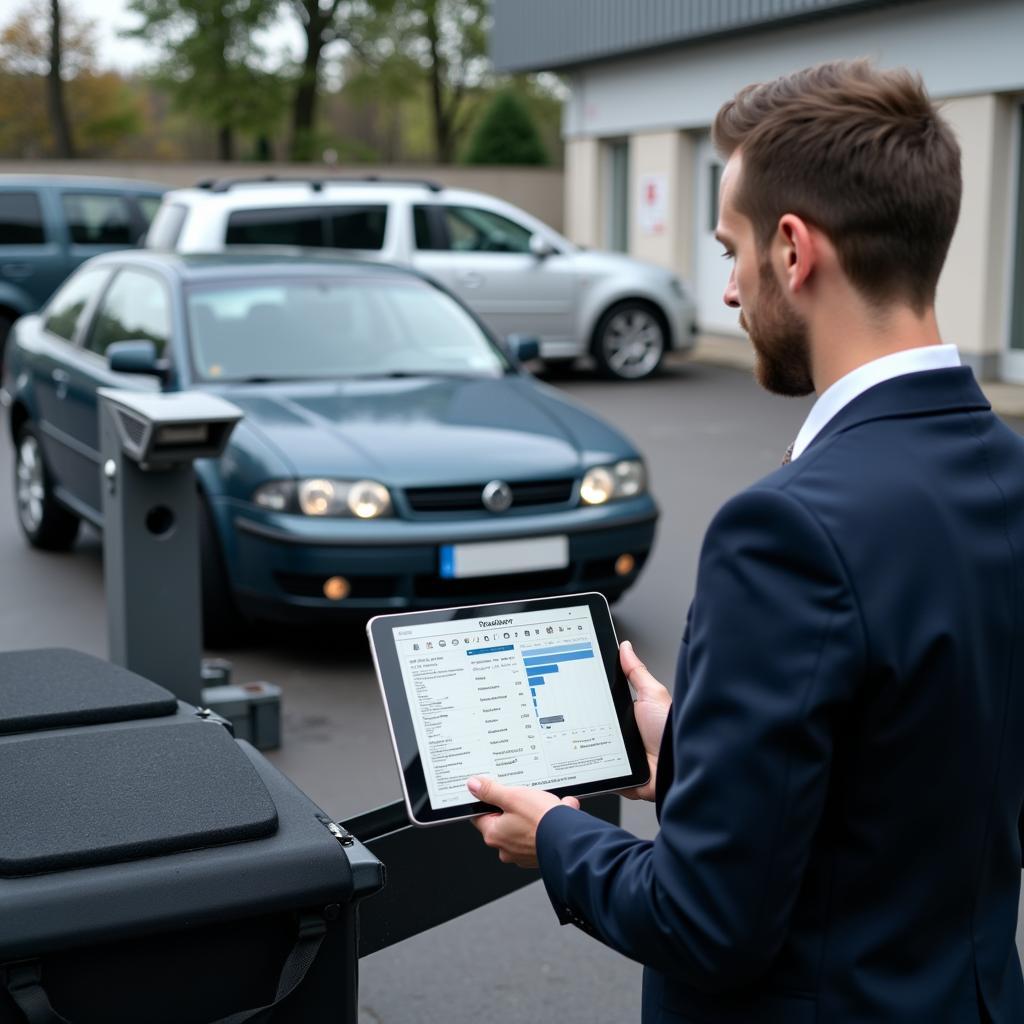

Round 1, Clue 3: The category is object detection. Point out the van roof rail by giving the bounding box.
[194,175,444,194]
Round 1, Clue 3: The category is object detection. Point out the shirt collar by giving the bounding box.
[791,344,961,461]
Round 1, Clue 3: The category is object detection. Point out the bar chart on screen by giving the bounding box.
[520,641,602,729]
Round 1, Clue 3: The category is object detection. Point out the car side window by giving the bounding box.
[42,267,112,342]
[86,269,171,358]
[226,207,326,247]
[136,195,163,226]
[441,206,533,254]
[327,205,388,249]
[62,193,134,245]
[0,192,46,245]
[413,205,445,251]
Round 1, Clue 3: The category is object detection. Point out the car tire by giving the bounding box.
[541,357,577,377]
[592,301,667,381]
[14,423,81,551]
[0,310,13,374]
[199,494,247,649]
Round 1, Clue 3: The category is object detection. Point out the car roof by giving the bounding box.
[161,179,503,208]
[89,248,430,283]
[0,174,166,192]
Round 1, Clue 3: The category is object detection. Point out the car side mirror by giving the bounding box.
[107,340,163,377]
[506,334,541,363]
[529,233,556,259]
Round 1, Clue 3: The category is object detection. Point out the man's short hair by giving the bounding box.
[712,60,962,312]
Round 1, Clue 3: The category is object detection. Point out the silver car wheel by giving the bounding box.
[599,309,665,379]
[16,433,46,535]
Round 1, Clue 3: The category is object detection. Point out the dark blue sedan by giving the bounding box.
[1,252,658,641]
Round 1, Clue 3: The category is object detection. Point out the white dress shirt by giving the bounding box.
[790,344,961,462]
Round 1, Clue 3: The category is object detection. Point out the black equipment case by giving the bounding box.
[0,649,384,1024]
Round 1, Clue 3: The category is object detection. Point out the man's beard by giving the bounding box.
[740,260,814,397]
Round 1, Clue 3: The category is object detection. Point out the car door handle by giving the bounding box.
[1,262,32,280]
[455,271,484,289]
[51,368,70,399]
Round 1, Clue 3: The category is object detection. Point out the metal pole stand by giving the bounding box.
[98,389,281,743]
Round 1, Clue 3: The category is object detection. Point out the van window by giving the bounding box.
[440,206,533,254]
[226,207,326,247]
[0,192,45,245]
[326,206,387,249]
[62,193,134,245]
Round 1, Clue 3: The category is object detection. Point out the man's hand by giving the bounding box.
[468,776,581,868]
[619,640,672,802]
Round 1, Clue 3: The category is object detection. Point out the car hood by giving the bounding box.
[216,375,632,486]
[562,248,675,281]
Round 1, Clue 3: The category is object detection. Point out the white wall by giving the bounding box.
[626,130,695,279]
[564,0,1024,139]
[563,138,602,248]
[936,95,1016,371]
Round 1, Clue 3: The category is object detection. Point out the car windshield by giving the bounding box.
[185,275,511,382]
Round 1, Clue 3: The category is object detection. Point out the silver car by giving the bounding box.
[146,177,697,380]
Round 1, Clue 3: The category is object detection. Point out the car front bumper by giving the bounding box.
[216,495,659,622]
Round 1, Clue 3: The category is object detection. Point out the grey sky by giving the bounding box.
[0,0,306,72]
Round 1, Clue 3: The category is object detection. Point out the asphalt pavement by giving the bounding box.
[0,355,1021,1023]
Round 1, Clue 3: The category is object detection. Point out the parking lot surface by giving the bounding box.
[1,356,1021,1022]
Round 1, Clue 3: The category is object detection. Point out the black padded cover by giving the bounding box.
[0,648,177,735]
[0,718,278,876]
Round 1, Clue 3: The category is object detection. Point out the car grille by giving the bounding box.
[404,478,576,513]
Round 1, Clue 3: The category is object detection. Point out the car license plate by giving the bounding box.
[439,535,569,579]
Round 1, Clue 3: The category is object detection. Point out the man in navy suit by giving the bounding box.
[467,60,1024,1022]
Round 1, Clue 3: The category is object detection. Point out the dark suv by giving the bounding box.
[0,174,165,367]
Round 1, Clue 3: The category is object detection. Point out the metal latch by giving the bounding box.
[317,814,355,847]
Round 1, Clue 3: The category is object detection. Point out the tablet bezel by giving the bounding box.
[367,592,649,826]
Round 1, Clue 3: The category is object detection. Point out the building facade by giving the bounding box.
[492,0,1024,383]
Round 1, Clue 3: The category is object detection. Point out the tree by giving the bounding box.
[463,89,548,166]
[47,0,74,157]
[346,0,490,164]
[124,0,286,161]
[0,3,145,158]
[289,0,347,162]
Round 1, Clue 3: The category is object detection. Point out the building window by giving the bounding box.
[606,140,630,252]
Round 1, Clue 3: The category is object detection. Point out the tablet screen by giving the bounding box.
[392,603,631,811]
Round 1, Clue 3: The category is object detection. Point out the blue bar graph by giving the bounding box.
[466,645,514,656]
[529,677,545,686]
[526,664,557,677]
[522,649,594,668]
[521,642,592,658]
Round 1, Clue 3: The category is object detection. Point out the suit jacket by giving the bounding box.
[536,367,1024,1023]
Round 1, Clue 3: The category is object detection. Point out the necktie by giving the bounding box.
[781,441,795,466]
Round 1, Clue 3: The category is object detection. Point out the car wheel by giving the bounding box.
[199,494,247,648]
[592,301,666,380]
[14,424,80,551]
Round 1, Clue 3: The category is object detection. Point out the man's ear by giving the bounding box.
[775,214,815,295]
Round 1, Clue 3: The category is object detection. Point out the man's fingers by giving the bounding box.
[620,640,663,696]
[560,795,581,810]
[467,774,510,808]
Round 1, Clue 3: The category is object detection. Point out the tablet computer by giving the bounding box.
[367,592,649,826]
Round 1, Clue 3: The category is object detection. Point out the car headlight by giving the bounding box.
[253,478,393,518]
[580,460,647,505]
